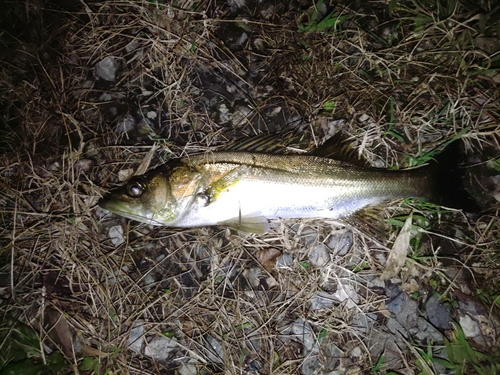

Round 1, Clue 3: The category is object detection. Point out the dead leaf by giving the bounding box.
[256,248,282,272]
[381,213,412,281]
[80,343,112,357]
[135,143,157,175]
[46,307,75,359]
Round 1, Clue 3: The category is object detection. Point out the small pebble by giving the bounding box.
[108,225,125,246]
[95,56,119,81]
[144,336,177,361]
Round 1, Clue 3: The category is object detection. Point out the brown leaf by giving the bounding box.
[46,307,75,359]
[256,248,282,272]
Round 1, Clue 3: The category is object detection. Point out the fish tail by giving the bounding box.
[424,141,480,213]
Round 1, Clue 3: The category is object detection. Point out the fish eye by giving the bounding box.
[127,181,145,197]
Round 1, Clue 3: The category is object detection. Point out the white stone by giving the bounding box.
[108,225,125,247]
[144,336,177,361]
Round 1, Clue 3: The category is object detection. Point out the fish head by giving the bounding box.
[99,164,204,226]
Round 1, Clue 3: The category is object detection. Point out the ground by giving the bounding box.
[1,0,500,374]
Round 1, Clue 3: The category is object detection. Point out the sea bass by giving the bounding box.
[99,135,477,233]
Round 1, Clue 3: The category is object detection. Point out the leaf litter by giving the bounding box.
[1,0,500,374]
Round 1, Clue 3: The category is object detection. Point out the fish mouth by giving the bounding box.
[98,196,121,213]
[99,197,162,225]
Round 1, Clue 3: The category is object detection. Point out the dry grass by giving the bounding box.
[1,0,500,374]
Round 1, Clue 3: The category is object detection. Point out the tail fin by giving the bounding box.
[425,141,480,213]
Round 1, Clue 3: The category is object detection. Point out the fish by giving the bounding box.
[99,133,479,233]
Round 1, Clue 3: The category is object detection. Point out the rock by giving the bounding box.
[310,292,335,311]
[474,36,500,54]
[95,56,120,81]
[291,319,317,353]
[424,294,452,329]
[413,317,444,344]
[276,253,294,268]
[352,312,377,334]
[332,281,359,309]
[309,244,330,267]
[300,228,319,247]
[245,267,262,288]
[205,336,224,363]
[128,321,145,354]
[116,114,136,135]
[301,355,321,375]
[99,92,112,101]
[386,317,408,338]
[108,225,125,246]
[143,273,156,292]
[328,229,353,256]
[351,346,362,358]
[178,359,198,375]
[367,330,407,370]
[385,283,418,330]
[144,336,177,361]
[459,314,481,340]
[125,39,140,53]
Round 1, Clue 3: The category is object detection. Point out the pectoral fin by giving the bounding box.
[205,165,249,203]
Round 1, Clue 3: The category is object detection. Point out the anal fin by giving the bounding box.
[346,204,390,241]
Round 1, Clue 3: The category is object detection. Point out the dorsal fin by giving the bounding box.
[224,131,371,167]
[224,133,289,154]
[309,132,371,167]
